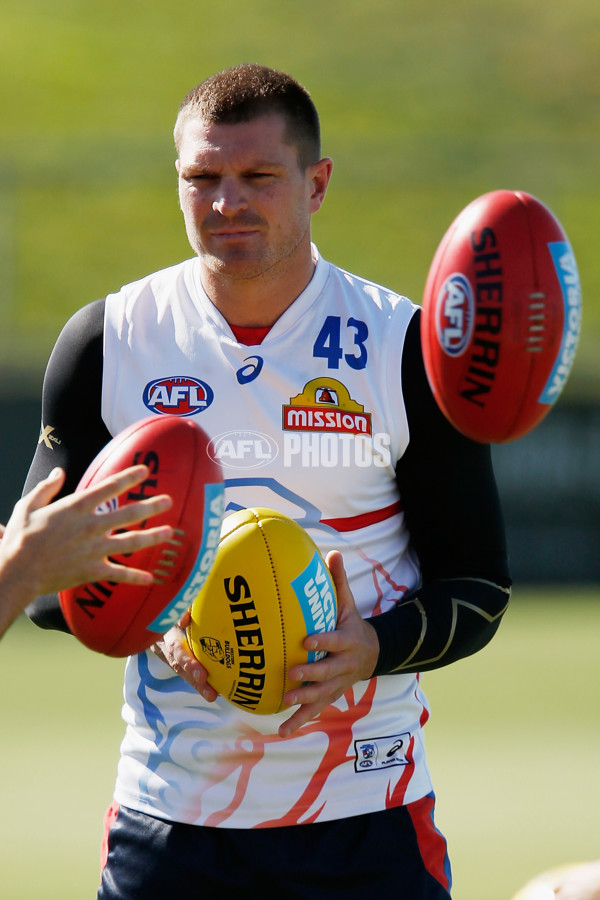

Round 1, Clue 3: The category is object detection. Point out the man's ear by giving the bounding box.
[308,157,333,213]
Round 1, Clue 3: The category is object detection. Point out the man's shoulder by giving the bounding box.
[325,257,418,317]
[110,257,197,300]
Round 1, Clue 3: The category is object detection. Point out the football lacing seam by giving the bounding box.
[152,528,185,583]
[525,292,548,352]
[255,513,288,709]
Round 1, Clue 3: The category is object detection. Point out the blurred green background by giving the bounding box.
[1,1,599,898]
[1,0,598,392]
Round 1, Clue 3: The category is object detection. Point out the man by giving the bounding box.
[25,64,511,898]
[1,465,173,640]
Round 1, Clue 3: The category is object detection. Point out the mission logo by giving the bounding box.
[282,378,372,436]
[143,375,214,417]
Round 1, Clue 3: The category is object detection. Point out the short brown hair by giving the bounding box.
[174,64,321,169]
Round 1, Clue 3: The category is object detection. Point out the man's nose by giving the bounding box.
[212,178,248,216]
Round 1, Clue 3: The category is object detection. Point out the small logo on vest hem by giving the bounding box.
[354,733,411,772]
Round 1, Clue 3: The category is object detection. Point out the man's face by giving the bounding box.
[176,113,324,283]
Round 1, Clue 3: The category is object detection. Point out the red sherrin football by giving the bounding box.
[421,190,582,442]
[59,416,224,657]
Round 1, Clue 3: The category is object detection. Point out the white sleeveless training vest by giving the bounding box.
[102,246,434,827]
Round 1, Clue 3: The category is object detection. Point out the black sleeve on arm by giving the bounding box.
[370,309,511,675]
[24,298,112,632]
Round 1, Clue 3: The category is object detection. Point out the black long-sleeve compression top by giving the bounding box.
[24,300,511,674]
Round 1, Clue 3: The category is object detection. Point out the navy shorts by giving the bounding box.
[98,794,452,899]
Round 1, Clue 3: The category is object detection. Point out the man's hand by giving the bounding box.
[151,609,219,702]
[149,550,380,728]
[278,550,379,737]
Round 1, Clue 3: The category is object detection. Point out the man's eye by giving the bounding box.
[186,173,214,182]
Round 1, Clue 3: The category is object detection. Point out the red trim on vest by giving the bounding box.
[320,500,402,533]
[230,324,271,345]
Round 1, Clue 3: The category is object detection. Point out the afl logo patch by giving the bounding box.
[435,273,475,357]
[143,376,214,417]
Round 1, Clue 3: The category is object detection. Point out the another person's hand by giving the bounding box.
[1,465,174,598]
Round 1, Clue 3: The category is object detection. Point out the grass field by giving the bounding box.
[1,586,599,899]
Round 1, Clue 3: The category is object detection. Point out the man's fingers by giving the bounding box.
[21,467,66,512]
[106,494,174,531]
[279,701,326,737]
[81,466,174,534]
[81,465,153,509]
[151,627,218,702]
[108,523,175,554]
[101,562,155,586]
[276,549,380,737]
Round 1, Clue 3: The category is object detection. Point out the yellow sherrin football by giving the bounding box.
[187,507,337,715]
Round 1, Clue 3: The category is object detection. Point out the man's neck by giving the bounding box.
[199,246,317,328]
